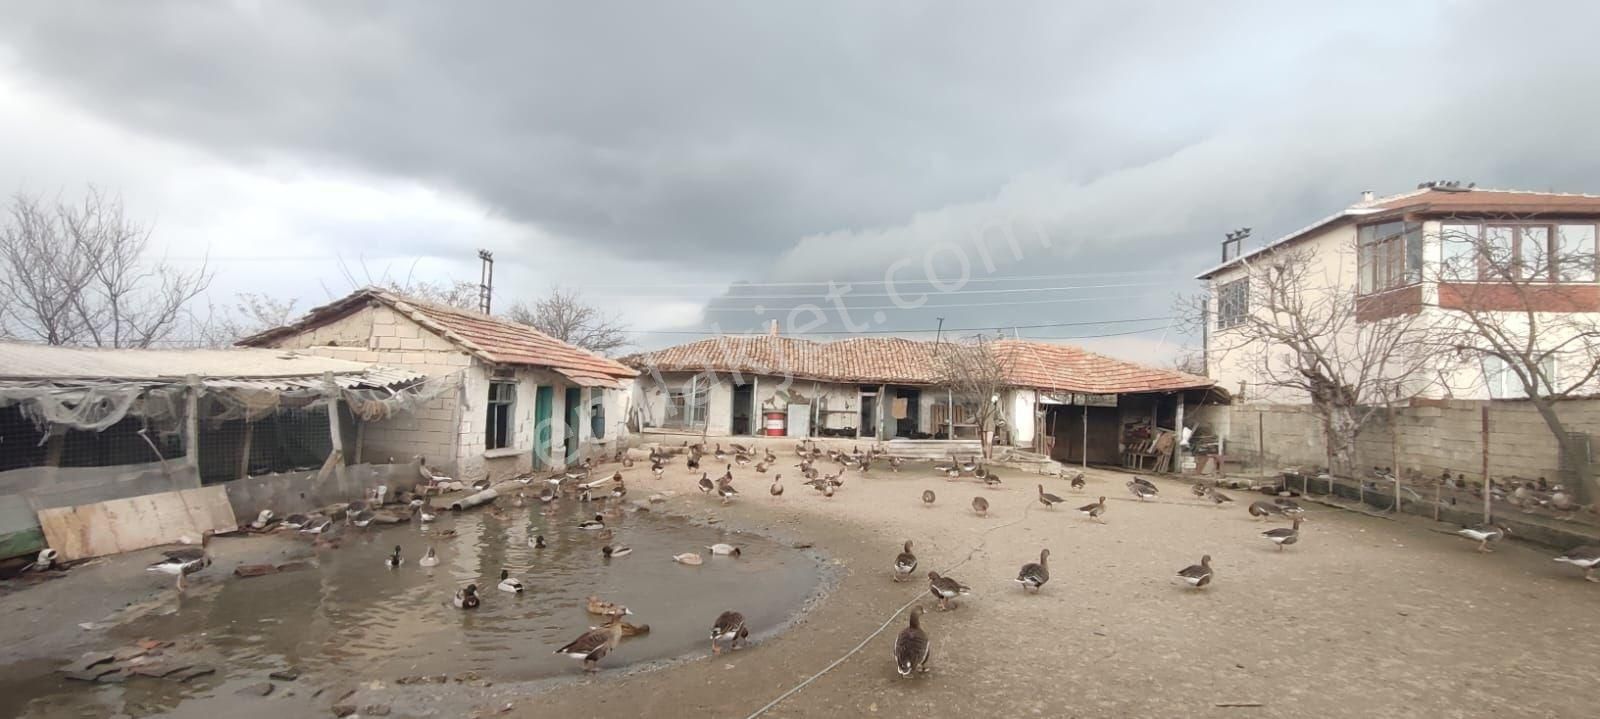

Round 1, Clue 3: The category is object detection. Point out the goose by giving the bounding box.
[770,475,784,499]
[713,444,727,461]
[1247,501,1282,520]
[419,546,440,567]
[888,456,903,472]
[1278,502,1307,519]
[350,509,376,528]
[933,461,957,476]
[698,473,715,494]
[146,533,211,590]
[283,513,311,530]
[927,571,972,610]
[709,610,749,655]
[982,470,1001,487]
[416,503,438,523]
[1069,473,1086,491]
[755,461,769,473]
[385,545,404,569]
[1457,523,1511,553]
[958,457,979,474]
[893,540,917,582]
[687,452,701,470]
[734,453,751,467]
[706,543,742,557]
[554,617,625,672]
[971,496,989,516]
[764,449,778,464]
[472,479,492,492]
[300,516,334,534]
[453,584,481,609]
[717,482,739,504]
[1132,476,1158,491]
[719,464,735,484]
[498,569,524,593]
[651,462,666,480]
[973,465,991,481]
[578,488,593,503]
[602,544,632,558]
[730,442,751,455]
[586,595,633,616]
[1553,545,1600,582]
[1190,483,1209,498]
[1015,548,1050,592]
[1037,484,1065,509]
[1078,496,1107,523]
[512,492,526,508]
[1177,554,1214,589]
[531,534,547,549]
[1262,518,1303,551]
[893,607,931,677]
[578,514,606,530]
[1127,481,1158,502]
[822,483,835,498]
[922,489,936,507]
[673,552,704,566]
[1206,488,1235,506]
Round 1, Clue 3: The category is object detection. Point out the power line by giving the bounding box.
[580,269,1171,289]
[616,315,1173,336]
[697,291,1166,312]
[589,280,1168,300]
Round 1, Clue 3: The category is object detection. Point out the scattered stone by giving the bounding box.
[362,704,392,717]
[62,652,116,674]
[331,704,357,717]
[136,639,172,651]
[234,564,280,578]
[467,679,492,688]
[275,562,312,573]
[131,664,190,679]
[64,667,120,682]
[454,671,481,683]
[236,682,275,697]
[269,668,301,681]
[791,541,814,549]
[648,494,668,504]
[97,669,130,683]
[175,665,216,682]
[112,646,150,662]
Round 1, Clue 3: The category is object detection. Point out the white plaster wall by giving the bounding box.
[1009,390,1036,445]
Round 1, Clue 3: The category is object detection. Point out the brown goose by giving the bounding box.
[770,475,784,498]
[922,489,936,507]
[709,610,749,655]
[698,473,715,494]
[1177,554,1213,589]
[1127,480,1158,501]
[893,606,931,678]
[1206,488,1234,506]
[1247,501,1282,519]
[1078,496,1107,523]
[1553,545,1600,582]
[1015,549,1050,592]
[1037,484,1065,509]
[1069,472,1086,490]
[893,541,917,582]
[554,617,626,672]
[971,496,989,516]
[1262,517,1303,551]
[927,571,971,610]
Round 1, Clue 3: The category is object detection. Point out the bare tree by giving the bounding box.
[506,287,630,354]
[933,335,1014,457]
[1189,240,1442,477]
[1429,216,1600,503]
[0,188,212,348]
[334,255,479,310]
[194,292,301,347]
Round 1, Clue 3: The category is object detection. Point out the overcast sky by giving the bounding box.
[4,1,1599,360]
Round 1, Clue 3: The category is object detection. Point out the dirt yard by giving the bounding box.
[524,460,1600,719]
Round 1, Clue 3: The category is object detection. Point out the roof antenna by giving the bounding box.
[477,249,495,315]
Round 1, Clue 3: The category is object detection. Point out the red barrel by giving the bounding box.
[764,411,787,436]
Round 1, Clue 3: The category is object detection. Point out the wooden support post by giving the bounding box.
[238,420,253,479]
[1173,395,1185,474]
[353,418,366,465]
[325,372,348,487]
[184,374,202,475]
[1391,402,1401,514]
[1257,411,1266,479]
[1480,405,1491,524]
[947,388,954,440]
[1080,399,1088,470]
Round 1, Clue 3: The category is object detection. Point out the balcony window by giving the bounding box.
[1357,221,1422,293]
[1215,278,1248,329]
[1482,355,1557,399]
[1442,222,1598,283]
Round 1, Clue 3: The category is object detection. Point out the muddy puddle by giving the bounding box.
[0,496,823,718]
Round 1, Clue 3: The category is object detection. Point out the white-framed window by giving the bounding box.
[486,380,517,449]
[1482,355,1557,399]
[1357,221,1423,293]
[1440,222,1599,283]
[1557,224,1597,282]
[1216,278,1249,329]
[1440,223,1482,281]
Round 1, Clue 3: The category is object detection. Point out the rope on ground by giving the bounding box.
[741,499,1035,719]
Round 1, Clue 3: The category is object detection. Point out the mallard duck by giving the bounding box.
[1015,548,1050,592]
[893,540,917,582]
[673,552,704,566]
[300,516,333,534]
[1457,523,1511,553]
[1248,501,1281,519]
[1078,496,1107,523]
[706,543,741,557]
[419,546,440,567]
[578,514,606,530]
[531,534,547,549]
[1177,554,1213,589]
[1038,484,1064,509]
[698,473,715,494]
[922,489,936,507]
[927,571,971,610]
[770,475,784,498]
[1127,480,1158,501]
[472,478,492,492]
[1262,518,1303,551]
[971,496,989,516]
[554,617,625,672]
[602,544,632,558]
[1553,545,1600,582]
[888,456,903,472]
[893,606,931,677]
[498,568,524,593]
[586,595,633,616]
[453,584,481,609]
[709,610,749,655]
[146,533,211,590]
[283,513,310,529]
[538,486,557,504]
[1206,488,1234,506]
[385,545,404,569]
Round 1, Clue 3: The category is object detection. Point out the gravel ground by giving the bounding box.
[521,462,1600,719]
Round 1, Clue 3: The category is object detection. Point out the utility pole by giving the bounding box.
[934,317,945,345]
[477,249,495,314]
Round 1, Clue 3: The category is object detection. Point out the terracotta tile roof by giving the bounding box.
[239,289,636,384]
[626,336,1212,394]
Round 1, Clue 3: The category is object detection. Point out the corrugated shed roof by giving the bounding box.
[626,336,1212,394]
[238,289,637,382]
[0,342,414,385]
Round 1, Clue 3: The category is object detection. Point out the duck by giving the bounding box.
[651,462,666,480]
[419,546,440,567]
[888,456,903,472]
[1191,483,1209,498]
[822,483,835,498]
[764,449,778,464]
[622,456,635,469]
[578,514,606,530]
[1127,480,1158,502]
[709,610,749,655]
[283,513,311,530]
[893,540,918,582]
[1457,523,1511,553]
[538,486,557,504]
[602,544,632,558]
[698,473,715,494]
[971,496,989,516]
[982,471,1002,487]
[1132,476,1158,491]
[1037,484,1065,509]
[1177,554,1214,589]
[146,533,212,591]
[610,482,627,500]
[1262,518,1303,551]
[299,516,334,534]
[1206,488,1234,506]
[770,475,784,499]
[249,509,277,530]
[973,465,990,481]
[1247,501,1282,519]
[1069,473,1087,491]
[471,478,492,492]
[531,534,547,549]
[713,444,727,461]
[705,543,742,557]
[1553,545,1600,582]
[673,552,703,566]
[735,453,752,467]
[686,452,701,471]
[512,492,526,508]
[554,617,625,672]
[498,568,524,593]
[350,509,376,528]
[385,545,404,569]
[1078,496,1107,523]
[586,595,633,617]
[1015,548,1050,592]
[754,460,769,473]
[893,606,931,677]
[416,503,438,523]
[958,457,979,474]
[922,489,936,507]
[616,621,651,637]
[927,571,972,610]
[453,584,481,609]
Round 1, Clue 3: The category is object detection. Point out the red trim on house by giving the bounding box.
[1355,285,1423,322]
[1437,282,1600,313]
